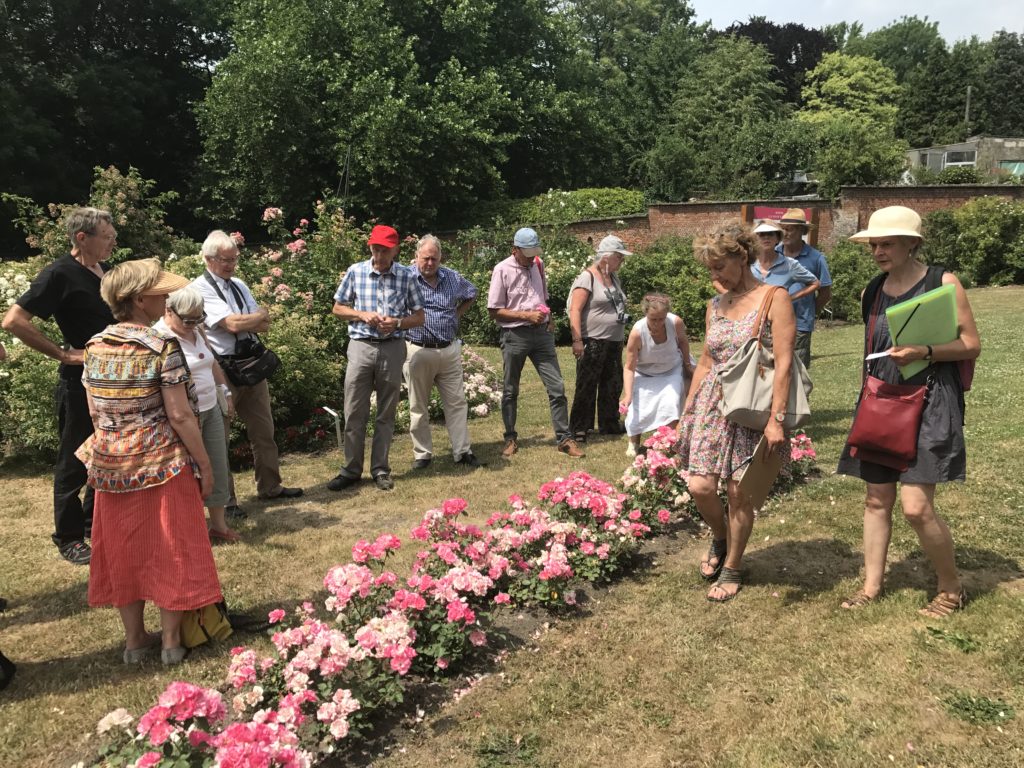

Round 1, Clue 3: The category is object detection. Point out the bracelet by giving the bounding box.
[925,344,933,360]
[572,337,583,343]
[397,317,402,330]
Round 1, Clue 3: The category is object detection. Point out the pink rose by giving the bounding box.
[268,609,286,624]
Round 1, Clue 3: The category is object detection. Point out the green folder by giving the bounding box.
[884,283,958,379]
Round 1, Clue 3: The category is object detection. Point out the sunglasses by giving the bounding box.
[172,309,207,327]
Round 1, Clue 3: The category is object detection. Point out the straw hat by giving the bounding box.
[849,206,923,243]
[141,270,190,296]
[778,208,814,229]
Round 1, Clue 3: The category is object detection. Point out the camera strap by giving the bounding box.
[202,271,258,355]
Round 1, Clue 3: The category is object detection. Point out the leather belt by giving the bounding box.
[353,336,400,344]
[409,340,451,349]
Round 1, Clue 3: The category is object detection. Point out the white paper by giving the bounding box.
[865,350,891,360]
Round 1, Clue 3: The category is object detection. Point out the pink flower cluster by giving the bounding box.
[212,714,313,768]
[790,432,817,462]
[135,682,226,751]
[354,610,417,674]
[352,533,401,563]
[262,206,283,222]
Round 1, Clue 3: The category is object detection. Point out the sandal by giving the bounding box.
[699,538,728,581]
[707,566,742,603]
[840,591,878,610]
[918,589,967,619]
[209,527,241,544]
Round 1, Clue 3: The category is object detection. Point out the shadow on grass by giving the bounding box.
[741,537,862,604]
[802,407,856,442]
[3,579,90,626]
[886,546,1022,601]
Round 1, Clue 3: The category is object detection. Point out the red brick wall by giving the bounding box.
[563,186,1024,253]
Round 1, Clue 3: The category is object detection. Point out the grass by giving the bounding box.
[2,286,1023,767]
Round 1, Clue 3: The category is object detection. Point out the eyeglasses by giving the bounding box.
[213,255,239,264]
[172,309,207,326]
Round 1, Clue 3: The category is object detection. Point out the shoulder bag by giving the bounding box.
[718,287,813,430]
[846,281,930,471]
[203,272,280,386]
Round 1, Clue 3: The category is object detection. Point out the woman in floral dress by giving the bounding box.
[676,222,797,602]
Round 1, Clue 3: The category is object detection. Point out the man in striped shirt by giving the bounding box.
[404,235,481,470]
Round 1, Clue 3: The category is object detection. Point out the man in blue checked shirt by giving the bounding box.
[404,235,483,471]
[329,225,425,492]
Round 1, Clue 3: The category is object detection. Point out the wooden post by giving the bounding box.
[808,208,820,248]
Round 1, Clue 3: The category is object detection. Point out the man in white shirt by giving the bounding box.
[193,230,302,513]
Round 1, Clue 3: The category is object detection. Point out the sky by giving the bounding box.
[689,0,1024,43]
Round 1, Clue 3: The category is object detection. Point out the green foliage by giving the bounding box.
[936,166,982,184]
[822,241,881,322]
[470,188,646,228]
[4,166,185,262]
[810,118,908,198]
[616,235,715,334]
[845,15,942,81]
[923,197,1024,287]
[474,729,542,768]
[0,338,60,458]
[797,52,902,130]
[644,36,789,200]
[942,692,1015,725]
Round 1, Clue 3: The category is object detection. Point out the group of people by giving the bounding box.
[0,201,980,671]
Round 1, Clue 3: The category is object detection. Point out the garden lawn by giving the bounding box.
[1,286,1022,768]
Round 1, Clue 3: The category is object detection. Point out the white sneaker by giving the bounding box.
[626,443,637,457]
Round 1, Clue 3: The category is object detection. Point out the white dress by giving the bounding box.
[624,314,689,437]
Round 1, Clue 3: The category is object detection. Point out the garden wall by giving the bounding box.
[563,186,1024,253]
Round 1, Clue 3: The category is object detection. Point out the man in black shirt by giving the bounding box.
[2,207,117,564]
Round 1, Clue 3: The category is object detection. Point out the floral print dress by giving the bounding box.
[676,295,783,477]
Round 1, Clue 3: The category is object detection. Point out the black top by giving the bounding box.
[16,254,114,374]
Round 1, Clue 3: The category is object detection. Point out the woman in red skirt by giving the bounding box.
[77,258,223,665]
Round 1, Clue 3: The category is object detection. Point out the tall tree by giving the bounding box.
[846,15,943,82]
[197,0,606,228]
[0,0,228,235]
[797,52,902,129]
[980,31,1024,136]
[642,36,796,200]
[723,17,837,104]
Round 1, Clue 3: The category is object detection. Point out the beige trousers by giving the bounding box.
[403,341,471,460]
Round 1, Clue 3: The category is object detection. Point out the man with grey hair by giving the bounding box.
[193,230,302,513]
[2,206,117,564]
[404,234,481,470]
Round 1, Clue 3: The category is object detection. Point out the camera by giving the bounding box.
[617,311,632,325]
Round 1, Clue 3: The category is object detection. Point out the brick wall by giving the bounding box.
[563,186,1024,253]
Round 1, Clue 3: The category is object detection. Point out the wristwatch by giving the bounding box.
[773,412,786,424]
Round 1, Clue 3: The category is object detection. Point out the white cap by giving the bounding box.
[753,220,783,235]
[597,234,633,256]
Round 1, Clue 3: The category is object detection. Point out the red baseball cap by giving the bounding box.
[367,225,400,248]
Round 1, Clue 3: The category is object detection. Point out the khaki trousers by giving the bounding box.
[224,378,282,503]
[403,341,471,460]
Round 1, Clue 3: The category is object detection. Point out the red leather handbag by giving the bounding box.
[846,287,930,471]
[847,375,928,470]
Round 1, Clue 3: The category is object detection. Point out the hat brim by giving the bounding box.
[778,218,814,229]
[608,249,632,256]
[849,228,924,244]
[367,237,399,248]
[141,271,190,296]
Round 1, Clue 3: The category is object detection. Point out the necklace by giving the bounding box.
[725,284,757,305]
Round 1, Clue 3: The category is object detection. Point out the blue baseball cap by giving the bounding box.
[513,227,541,249]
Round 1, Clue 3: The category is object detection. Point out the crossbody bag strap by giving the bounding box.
[203,271,258,352]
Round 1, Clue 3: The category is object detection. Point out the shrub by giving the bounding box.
[923,196,1024,287]
[469,187,646,228]
[936,166,982,185]
[824,240,882,322]
[3,166,182,262]
[616,235,716,335]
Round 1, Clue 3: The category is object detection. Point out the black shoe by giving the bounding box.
[225,504,248,520]
[259,486,304,500]
[327,474,360,492]
[572,432,588,444]
[374,473,395,491]
[412,458,432,470]
[455,452,484,468]
[58,540,91,565]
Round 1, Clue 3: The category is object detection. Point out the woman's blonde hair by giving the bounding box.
[693,221,758,266]
[640,293,671,314]
[101,258,162,321]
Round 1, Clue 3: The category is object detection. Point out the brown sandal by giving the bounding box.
[840,591,878,610]
[918,589,967,619]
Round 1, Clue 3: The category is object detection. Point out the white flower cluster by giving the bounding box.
[0,269,30,310]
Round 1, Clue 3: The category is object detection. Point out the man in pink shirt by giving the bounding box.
[487,228,584,459]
